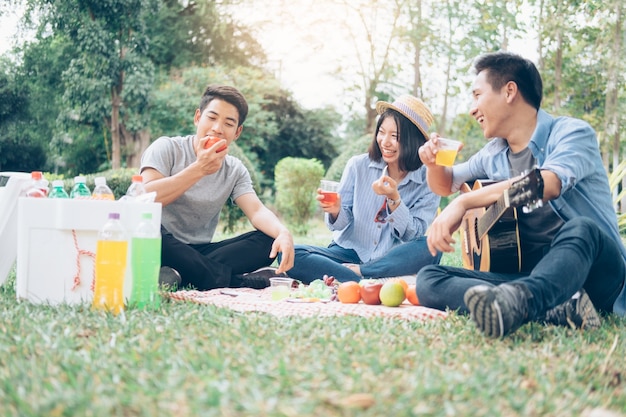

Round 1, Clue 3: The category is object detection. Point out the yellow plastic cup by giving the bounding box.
[435,138,462,167]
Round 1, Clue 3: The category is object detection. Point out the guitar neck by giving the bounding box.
[477,192,510,240]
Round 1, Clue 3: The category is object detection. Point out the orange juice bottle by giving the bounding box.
[93,212,128,314]
[92,176,115,200]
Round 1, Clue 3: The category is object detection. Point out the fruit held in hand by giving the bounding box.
[204,136,227,152]
[379,281,406,307]
[337,281,361,304]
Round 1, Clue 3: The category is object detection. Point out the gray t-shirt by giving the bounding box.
[508,147,564,271]
[140,135,255,244]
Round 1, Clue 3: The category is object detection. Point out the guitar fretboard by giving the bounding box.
[477,191,510,240]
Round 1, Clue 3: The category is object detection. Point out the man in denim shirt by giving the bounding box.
[416,51,626,338]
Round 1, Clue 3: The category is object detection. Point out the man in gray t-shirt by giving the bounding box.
[140,85,294,290]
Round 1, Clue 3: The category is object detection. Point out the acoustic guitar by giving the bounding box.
[460,169,544,273]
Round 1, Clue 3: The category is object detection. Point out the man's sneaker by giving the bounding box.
[464,283,531,338]
[233,267,287,289]
[159,266,182,290]
[543,289,601,330]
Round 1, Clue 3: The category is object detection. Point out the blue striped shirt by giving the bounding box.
[327,154,440,262]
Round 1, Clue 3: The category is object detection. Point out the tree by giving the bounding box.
[0,58,47,171]
[26,0,158,170]
[338,0,406,133]
[149,65,341,189]
[22,0,265,171]
[146,0,266,71]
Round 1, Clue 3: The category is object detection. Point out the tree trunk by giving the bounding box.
[125,128,151,169]
[604,1,623,210]
[537,0,545,71]
[110,87,121,170]
[411,0,423,99]
[553,31,562,112]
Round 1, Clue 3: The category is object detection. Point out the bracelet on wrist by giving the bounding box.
[387,197,401,206]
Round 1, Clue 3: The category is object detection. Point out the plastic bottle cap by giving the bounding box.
[95,177,106,186]
[52,180,64,187]
[108,212,120,220]
[31,171,43,180]
[75,176,86,184]
[132,175,143,183]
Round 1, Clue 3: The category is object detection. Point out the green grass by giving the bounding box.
[1,219,625,416]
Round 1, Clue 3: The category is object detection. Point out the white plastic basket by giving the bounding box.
[0,172,31,286]
[16,198,161,305]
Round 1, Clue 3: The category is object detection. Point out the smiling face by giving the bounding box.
[193,98,243,149]
[470,70,510,139]
[376,116,401,167]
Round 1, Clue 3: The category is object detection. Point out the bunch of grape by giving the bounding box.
[322,275,339,301]
[291,275,339,300]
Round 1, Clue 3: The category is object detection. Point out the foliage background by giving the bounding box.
[0,0,624,226]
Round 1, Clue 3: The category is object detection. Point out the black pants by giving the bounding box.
[161,230,275,290]
[416,217,625,318]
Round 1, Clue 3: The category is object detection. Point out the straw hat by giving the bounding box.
[375,95,434,140]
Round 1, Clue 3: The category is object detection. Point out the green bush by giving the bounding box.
[57,168,137,199]
[275,157,325,235]
[609,159,626,233]
[219,143,261,233]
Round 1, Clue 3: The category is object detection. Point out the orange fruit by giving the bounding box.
[337,281,361,304]
[389,278,408,301]
[406,284,420,306]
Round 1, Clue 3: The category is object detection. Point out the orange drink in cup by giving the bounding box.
[320,180,339,204]
[435,138,462,166]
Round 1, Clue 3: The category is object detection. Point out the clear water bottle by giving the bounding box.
[92,176,115,200]
[130,212,162,309]
[93,212,128,315]
[125,174,147,199]
[70,176,92,199]
[48,180,70,199]
[23,171,49,198]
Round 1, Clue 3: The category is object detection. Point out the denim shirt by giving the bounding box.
[327,154,440,263]
[451,110,626,316]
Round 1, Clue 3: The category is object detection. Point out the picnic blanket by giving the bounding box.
[165,287,448,321]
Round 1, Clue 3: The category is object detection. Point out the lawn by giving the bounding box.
[1,217,625,416]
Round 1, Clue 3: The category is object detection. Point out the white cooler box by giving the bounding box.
[16,198,162,305]
[0,172,31,285]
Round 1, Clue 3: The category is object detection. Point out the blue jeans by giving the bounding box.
[416,217,626,318]
[287,236,442,284]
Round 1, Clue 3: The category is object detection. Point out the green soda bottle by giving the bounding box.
[70,176,92,199]
[48,180,70,198]
[130,212,162,309]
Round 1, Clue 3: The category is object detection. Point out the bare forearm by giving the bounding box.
[456,179,512,212]
[249,206,290,238]
[143,164,205,206]
[426,165,455,196]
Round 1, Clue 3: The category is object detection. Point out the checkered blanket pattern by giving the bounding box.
[165,287,448,321]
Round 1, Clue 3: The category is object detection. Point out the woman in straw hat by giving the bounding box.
[286,94,442,284]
